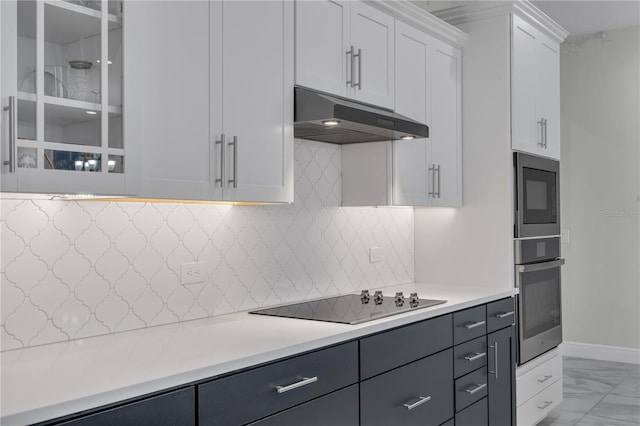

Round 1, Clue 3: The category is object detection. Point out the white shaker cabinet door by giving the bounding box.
[511,15,539,156]
[126,1,218,200]
[393,21,431,206]
[430,41,462,207]
[350,1,395,109]
[1,0,18,191]
[221,1,294,203]
[295,0,350,98]
[536,35,561,159]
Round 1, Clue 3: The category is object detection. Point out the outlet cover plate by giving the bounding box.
[181,262,206,284]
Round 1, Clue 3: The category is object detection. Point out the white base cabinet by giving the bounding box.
[516,348,563,426]
[126,1,293,203]
[295,0,395,110]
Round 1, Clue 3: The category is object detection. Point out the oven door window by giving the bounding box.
[520,267,561,340]
[522,167,558,224]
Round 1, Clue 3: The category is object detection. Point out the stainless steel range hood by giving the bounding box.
[294,87,429,144]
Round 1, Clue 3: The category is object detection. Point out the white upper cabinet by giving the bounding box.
[1,0,126,195]
[342,20,462,207]
[295,0,395,109]
[512,15,561,159]
[393,21,462,207]
[126,1,293,203]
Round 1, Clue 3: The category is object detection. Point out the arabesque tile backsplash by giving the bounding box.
[1,140,414,351]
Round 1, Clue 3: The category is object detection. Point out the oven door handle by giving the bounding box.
[517,258,565,273]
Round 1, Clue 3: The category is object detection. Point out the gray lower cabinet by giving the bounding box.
[360,349,454,426]
[48,387,195,426]
[456,398,488,426]
[487,325,516,426]
[247,384,359,426]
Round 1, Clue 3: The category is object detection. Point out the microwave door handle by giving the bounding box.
[517,258,565,273]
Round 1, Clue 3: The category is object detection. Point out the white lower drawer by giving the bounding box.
[516,352,562,405]
[517,379,562,426]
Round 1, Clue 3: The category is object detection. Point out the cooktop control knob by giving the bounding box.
[409,292,419,308]
[374,290,384,305]
[360,290,370,304]
[395,292,405,307]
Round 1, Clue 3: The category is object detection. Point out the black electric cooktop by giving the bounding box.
[249,290,447,325]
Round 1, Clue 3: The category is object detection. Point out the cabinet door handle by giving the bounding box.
[464,352,487,362]
[537,118,544,147]
[495,311,515,319]
[436,164,441,198]
[464,320,486,330]
[538,400,553,410]
[228,136,237,188]
[543,118,548,149]
[275,376,318,394]
[354,48,362,90]
[489,341,499,379]
[464,383,487,395]
[3,96,16,173]
[346,46,355,87]
[215,134,225,187]
[402,395,431,410]
[538,374,553,383]
[428,164,435,197]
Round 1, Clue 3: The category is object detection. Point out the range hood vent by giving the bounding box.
[294,87,429,144]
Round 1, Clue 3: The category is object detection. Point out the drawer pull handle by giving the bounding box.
[275,376,318,394]
[495,311,515,319]
[464,383,487,395]
[464,352,487,362]
[538,400,553,410]
[402,395,431,411]
[538,375,553,383]
[464,320,486,329]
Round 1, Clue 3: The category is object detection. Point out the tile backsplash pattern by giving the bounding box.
[1,140,414,351]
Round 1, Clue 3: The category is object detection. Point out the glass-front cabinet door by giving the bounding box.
[1,0,125,195]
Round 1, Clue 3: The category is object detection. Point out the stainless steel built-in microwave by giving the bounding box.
[514,152,560,238]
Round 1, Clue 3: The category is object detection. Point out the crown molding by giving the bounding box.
[430,1,569,44]
[365,0,469,49]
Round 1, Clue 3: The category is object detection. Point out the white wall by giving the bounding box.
[560,26,640,351]
[1,139,415,351]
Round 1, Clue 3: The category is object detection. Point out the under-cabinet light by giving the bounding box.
[400,135,415,140]
[322,119,340,127]
[86,110,97,115]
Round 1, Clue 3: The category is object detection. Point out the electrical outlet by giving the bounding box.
[181,262,206,284]
[369,247,383,263]
[561,229,570,244]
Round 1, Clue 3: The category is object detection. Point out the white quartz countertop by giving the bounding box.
[1,283,517,425]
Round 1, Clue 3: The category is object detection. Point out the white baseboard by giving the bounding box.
[561,341,640,364]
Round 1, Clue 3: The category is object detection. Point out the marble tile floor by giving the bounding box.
[537,357,640,426]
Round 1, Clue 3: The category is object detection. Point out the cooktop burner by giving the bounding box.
[249,290,447,325]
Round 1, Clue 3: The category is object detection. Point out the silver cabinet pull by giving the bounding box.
[464,352,487,362]
[543,118,548,148]
[537,118,544,147]
[346,46,355,87]
[228,136,237,188]
[464,320,486,330]
[428,164,435,197]
[464,383,487,395]
[538,400,553,410]
[517,258,565,273]
[538,374,553,383]
[275,376,318,394]
[495,311,515,319]
[3,96,16,173]
[402,395,431,411]
[354,48,362,90]
[489,341,499,379]
[215,133,225,187]
[436,164,441,198]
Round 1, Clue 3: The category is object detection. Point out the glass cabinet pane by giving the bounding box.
[44,103,101,146]
[17,1,37,95]
[108,2,123,151]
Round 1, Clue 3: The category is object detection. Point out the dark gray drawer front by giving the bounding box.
[247,384,359,426]
[453,305,486,345]
[360,349,453,426]
[360,314,452,380]
[440,419,454,426]
[456,398,488,426]
[198,341,358,426]
[454,336,487,378]
[55,387,195,426]
[455,366,488,412]
[486,298,515,333]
